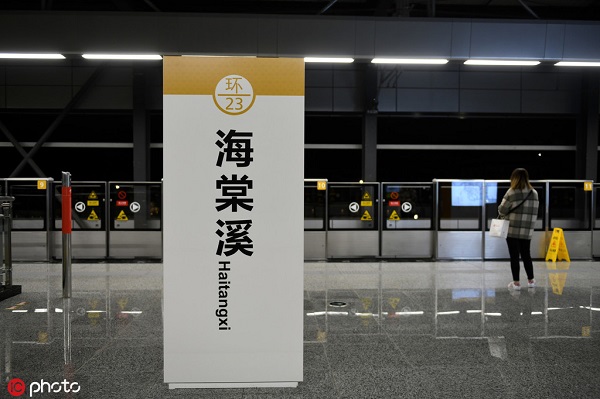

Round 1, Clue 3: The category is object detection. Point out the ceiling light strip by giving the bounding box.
[555,61,600,67]
[372,58,448,64]
[82,54,162,60]
[304,57,354,63]
[0,53,65,59]
[464,60,540,66]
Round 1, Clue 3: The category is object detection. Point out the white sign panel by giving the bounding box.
[163,57,304,389]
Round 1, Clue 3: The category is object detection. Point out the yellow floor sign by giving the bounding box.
[545,227,570,262]
[547,261,570,295]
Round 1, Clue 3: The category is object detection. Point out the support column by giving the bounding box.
[362,64,378,182]
[576,71,600,181]
[133,67,150,182]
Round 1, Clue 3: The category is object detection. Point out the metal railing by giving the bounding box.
[1,196,21,301]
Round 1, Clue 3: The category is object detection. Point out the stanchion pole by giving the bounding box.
[62,172,72,298]
[1,199,13,286]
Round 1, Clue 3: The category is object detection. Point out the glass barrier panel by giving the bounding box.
[109,183,162,231]
[549,182,591,230]
[6,181,48,231]
[595,185,600,229]
[304,182,326,231]
[53,182,106,230]
[383,183,432,230]
[328,184,378,230]
[485,181,545,230]
[437,181,482,231]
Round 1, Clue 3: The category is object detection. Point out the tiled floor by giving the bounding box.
[1,260,599,398]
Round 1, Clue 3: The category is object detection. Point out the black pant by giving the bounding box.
[506,237,534,281]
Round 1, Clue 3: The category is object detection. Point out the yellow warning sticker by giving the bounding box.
[582,326,591,337]
[117,298,128,310]
[361,210,372,221]
[116,210,129,221]
[87,210,99,221]
[88,191,98,199]
[87,200,99,207]
[389,210,400,220]
[388,297,400,309]
[362,191,371,200]
[361,201,372,207]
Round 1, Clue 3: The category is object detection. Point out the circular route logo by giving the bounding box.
[7,378,26,397]
[213,75,255,115]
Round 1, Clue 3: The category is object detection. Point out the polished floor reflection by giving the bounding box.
[1,261,599,398]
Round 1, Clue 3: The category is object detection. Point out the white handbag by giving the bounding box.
[489,217,509,238]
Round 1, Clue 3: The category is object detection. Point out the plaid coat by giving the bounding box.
[498,188,539,239]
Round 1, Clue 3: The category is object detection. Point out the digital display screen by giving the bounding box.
[451,182,498,206]
[485,183,497,204]
[451,182,481,206]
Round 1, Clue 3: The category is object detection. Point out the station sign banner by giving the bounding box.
[163,57,304,389]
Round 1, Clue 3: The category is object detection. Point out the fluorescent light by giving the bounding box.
[464,60,540,66]
[82,54,162,60]
[555,61,600,67]
[304,57,354,63]
[372,58,448,64]
[0,53,65,59]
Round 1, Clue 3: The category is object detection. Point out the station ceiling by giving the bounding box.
[1,0,599,21]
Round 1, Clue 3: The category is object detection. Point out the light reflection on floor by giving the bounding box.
[1,261,599,398]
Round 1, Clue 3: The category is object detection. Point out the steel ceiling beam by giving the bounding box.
[9,66,105,177]
[0,119,46,177]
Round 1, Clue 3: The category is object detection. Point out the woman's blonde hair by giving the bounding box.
[510,168,532,190]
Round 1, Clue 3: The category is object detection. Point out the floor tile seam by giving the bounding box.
[493,353,562,390]
[320,342,351,399]
[382,329,418,369]
[529,343,600,371]
[72,338,120,374]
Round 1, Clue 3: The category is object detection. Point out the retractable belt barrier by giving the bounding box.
[0,196,22,301]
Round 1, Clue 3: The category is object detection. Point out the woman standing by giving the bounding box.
[498,168,540,290]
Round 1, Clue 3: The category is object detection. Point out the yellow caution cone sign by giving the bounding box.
[545,228,570,262]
